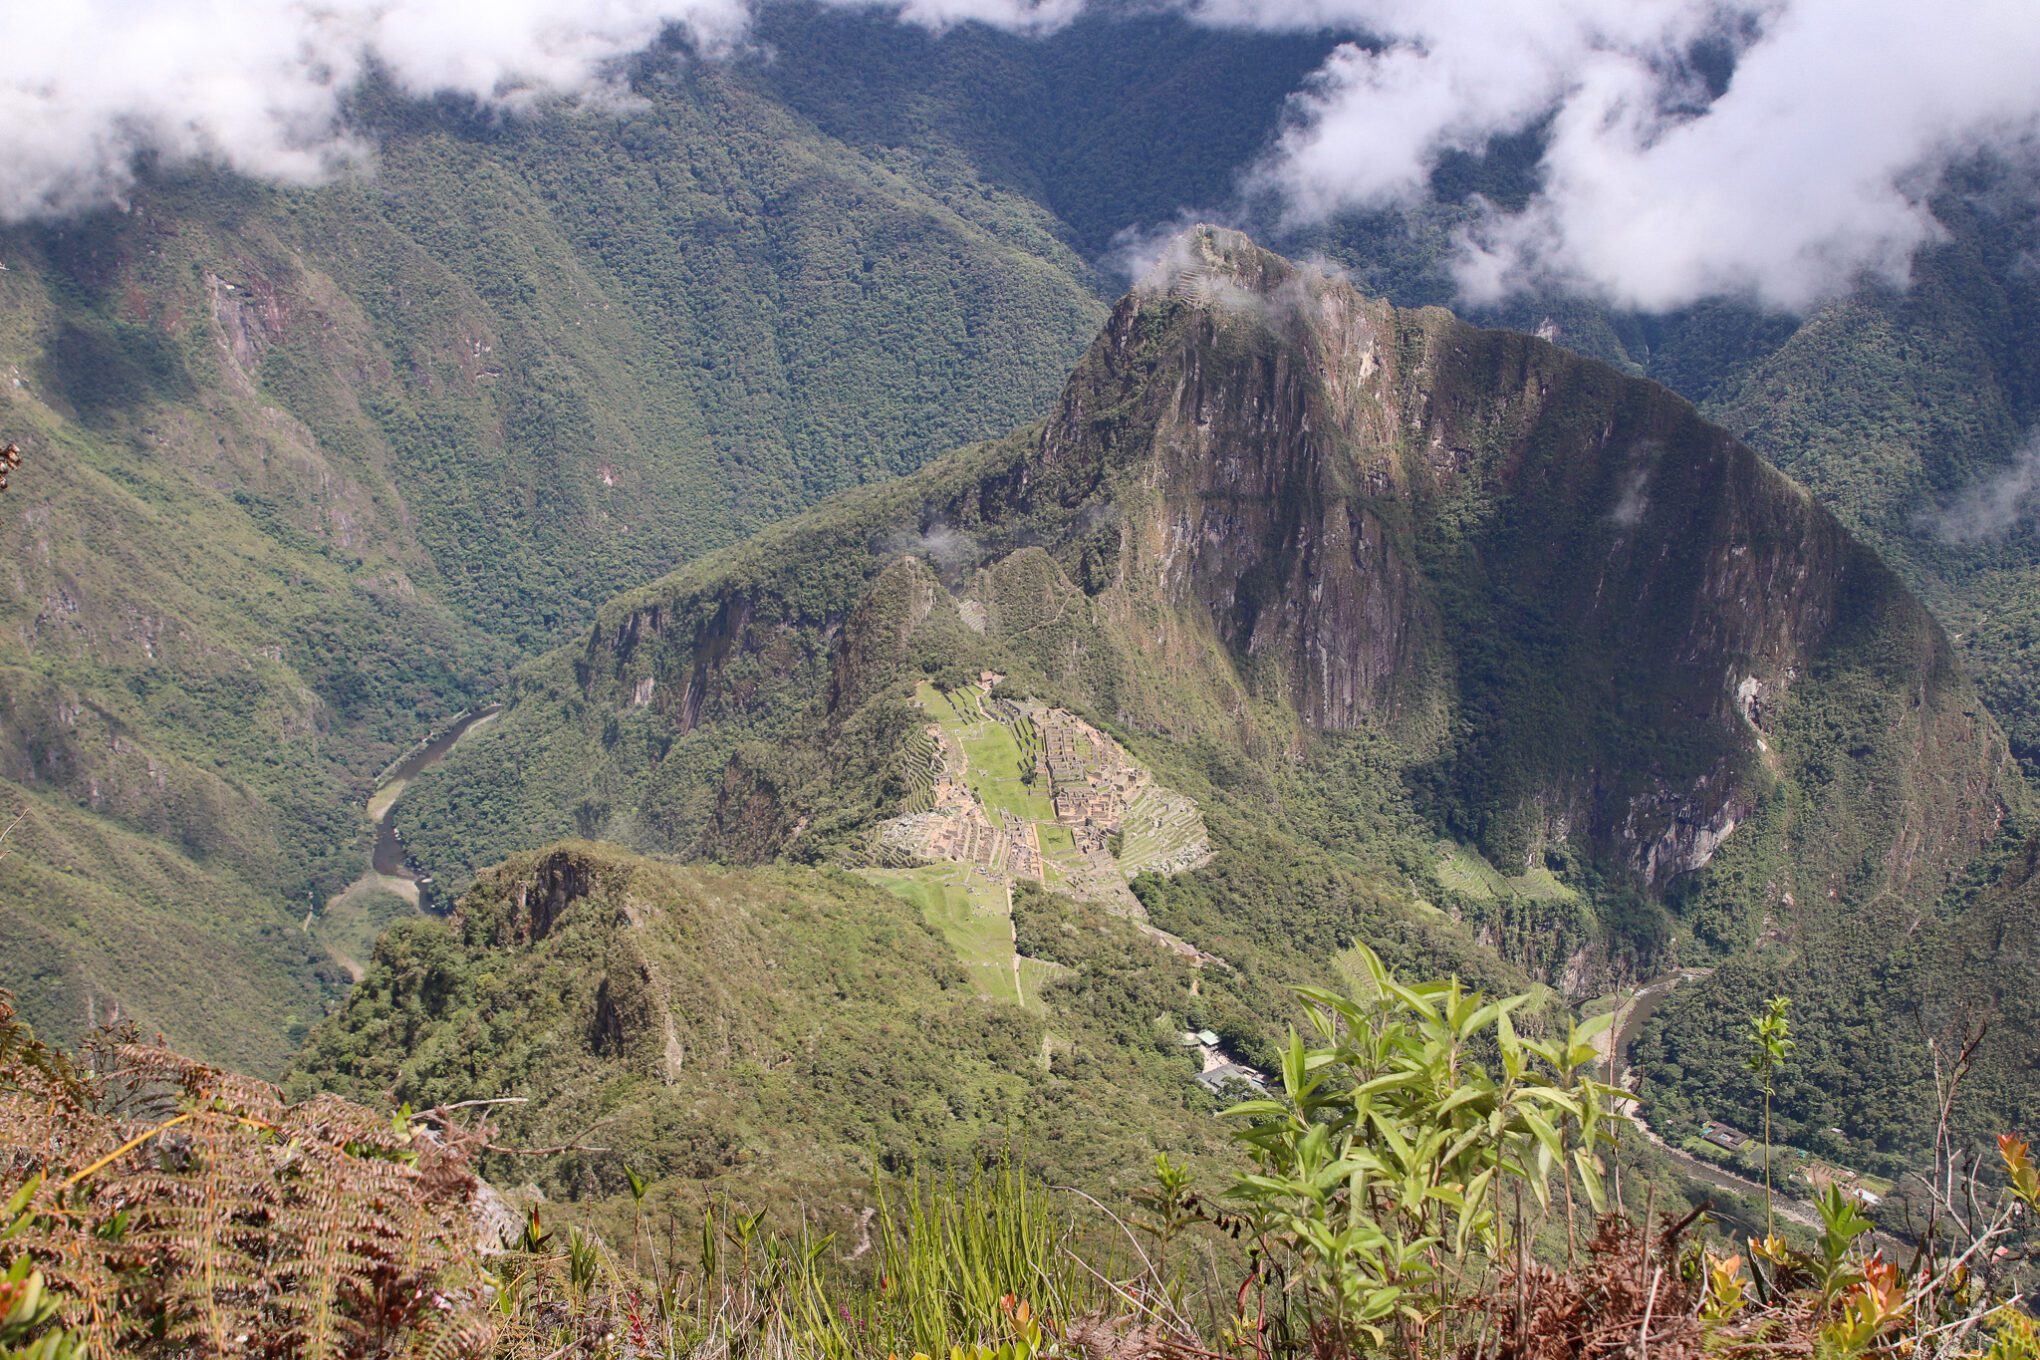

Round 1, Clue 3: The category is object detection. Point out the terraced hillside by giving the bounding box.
[875,680,1208,900]
[863,677,1210,1005]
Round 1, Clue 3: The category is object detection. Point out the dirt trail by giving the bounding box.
[1006,883,1025,1009]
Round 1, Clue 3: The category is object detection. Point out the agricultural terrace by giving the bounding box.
[852,863,1059,1009]
[864,681,1211,1003]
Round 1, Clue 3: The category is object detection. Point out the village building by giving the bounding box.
[1700,1123,1751,1152]
[1195,1063,1270,1096]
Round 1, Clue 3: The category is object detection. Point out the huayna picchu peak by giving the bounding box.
[371,227,2030,1171]
[411,227,2012,908]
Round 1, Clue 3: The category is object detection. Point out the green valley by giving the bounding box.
[0,12,1329,1065]
[5,5,2040,1124]
[393,227,2035,1174]
[7,9,2040,1355]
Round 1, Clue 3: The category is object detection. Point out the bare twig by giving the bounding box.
[483,1140,614,1157]
[413,1096,531,1119]
[1056,1183,1201,1341]
[1638,1264,1662,1360]
[0,806,29,864]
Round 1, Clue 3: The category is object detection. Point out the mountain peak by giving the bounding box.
[1132,224,1304,308]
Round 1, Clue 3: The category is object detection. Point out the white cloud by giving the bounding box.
[1101,209,1239,283]
[9,0,2040,316]
[0,0,1080,224]
[1191,0,2040,311]
[830,0,1084,34]
[1222,0,1722,221]
[0,0,761,221]
[1934,432,2040,544]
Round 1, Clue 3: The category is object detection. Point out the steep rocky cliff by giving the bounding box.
[399,231,2026,1148]
[954,230,2012,899]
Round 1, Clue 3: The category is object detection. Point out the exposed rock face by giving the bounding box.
[948,227,2008,892]
[1030,237,1433,735]
[433,227,2013,916]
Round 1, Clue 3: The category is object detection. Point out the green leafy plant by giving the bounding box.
[1745,995,1794,1239]
[1219,943,1620,1358]
[1129,1152,1200,1301]
[1811,1183,1875,1301]
[0,1254,81,1360]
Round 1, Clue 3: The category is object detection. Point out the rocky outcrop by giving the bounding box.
[953,227,2011,895]
[455,845,684,1084]
[472,846,601,947]
[442,227,2014,923]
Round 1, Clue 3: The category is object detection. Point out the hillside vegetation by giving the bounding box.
[0,12,1334,1064]
[289,840,1259,1209]
[11,928,2040,1360]
[397,229,2032,1163]
[6,5,2040,1097]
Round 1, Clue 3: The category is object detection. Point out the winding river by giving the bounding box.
[368,704,502,886]
[313,704,502,980]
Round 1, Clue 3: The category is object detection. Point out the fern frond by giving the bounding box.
[0,990,501,1357]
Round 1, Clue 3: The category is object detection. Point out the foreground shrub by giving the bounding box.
[4,957,2036,1360]
[0,993,496,1357]
[1217,944,1620,1357]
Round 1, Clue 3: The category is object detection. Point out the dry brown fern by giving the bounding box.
[1471,1216,1707,1360]
[0,993,503,1358]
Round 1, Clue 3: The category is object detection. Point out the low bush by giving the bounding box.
[4,949,2036,1360]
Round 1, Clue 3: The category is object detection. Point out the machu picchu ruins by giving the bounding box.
[873,678,1211,908]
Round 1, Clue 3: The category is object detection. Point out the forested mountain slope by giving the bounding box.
[6,0,2040,1115]
[402,228,2032,1159]
[1700,168,2040,764]
[290,840,1259,1212]
[0,16,1328,1068]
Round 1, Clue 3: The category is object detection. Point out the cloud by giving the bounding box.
[1230,0,1719,223]
[883,520,981,573]
[10,0,2040,317]
[834,0,1085,34]
[1115,222,1356,343]
[0,0,1080,224]
[0,1,749,221]
[1195,0,2040,312]
[1933,433,2040,544]
[1102,211,1236,285]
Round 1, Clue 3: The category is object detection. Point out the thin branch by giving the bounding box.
[0,806,29,864]
[59,1108,278,1188]
[482,1140,614,1157]
[409,1096,532,1127]
[1638,1264,1662,1360]
[1055,1183,1200,1340]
